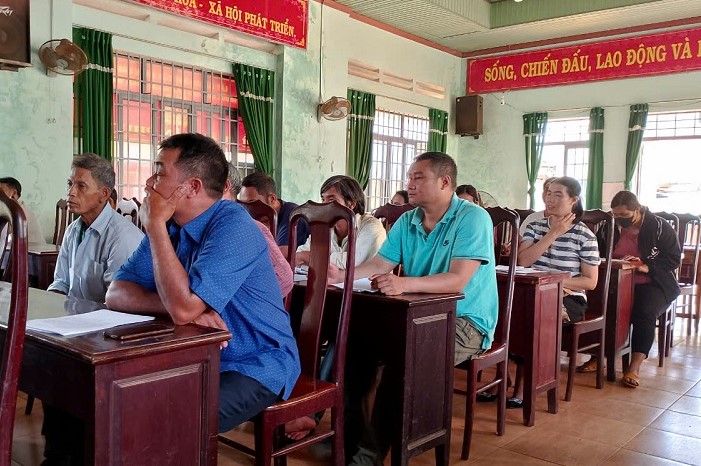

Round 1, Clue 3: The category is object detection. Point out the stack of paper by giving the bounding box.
[27,310,155,337]
[332,277,379,293]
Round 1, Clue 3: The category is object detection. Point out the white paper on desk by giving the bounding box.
[293,273,308,282]
[26,310,155,337]
[332,277,380,293]
[495,265,539,274]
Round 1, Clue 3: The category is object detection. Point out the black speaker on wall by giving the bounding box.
[0,0,31,71]
[455,95,483,139]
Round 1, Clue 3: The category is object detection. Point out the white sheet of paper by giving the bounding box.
[332,277,380,293]
[495,265,540,274]
[26,309,156,337]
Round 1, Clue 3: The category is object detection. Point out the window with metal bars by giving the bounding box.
[366,110,428,210]
[637,111,701,213]
[536,118,590,210]
[112,52,253,200]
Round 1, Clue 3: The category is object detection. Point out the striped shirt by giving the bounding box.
[523,218,601,298]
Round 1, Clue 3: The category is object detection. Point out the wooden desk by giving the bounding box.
[498,270,567,427]
[585,261,636,381]
[27,243,59,289]
[0,283,230,465]
[290,284,461,466]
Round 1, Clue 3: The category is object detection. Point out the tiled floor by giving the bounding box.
[11,319,701,465]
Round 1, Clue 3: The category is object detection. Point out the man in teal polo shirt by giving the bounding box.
[329,151,498,465]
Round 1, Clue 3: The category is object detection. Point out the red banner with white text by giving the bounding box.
[467,27,701,94]
[131,0,308,49]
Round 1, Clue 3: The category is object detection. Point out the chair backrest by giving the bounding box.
[0,221,9,282]
[581,210,614,320]
[513,208,535,224]
[674,213,700,285]
[487,207,518,352]
[116,197,140,229]
[238,199,278,239]
[287,201,356,385]
[655,212,679,234]
[0,190,29,464]
[52,198,70,246]
[372,203,414,232]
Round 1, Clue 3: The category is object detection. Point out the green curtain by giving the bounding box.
[232,63,275,174]
[624,103,649,191]
[523,112,548,209]
[72,27,113,161]
[586,107,605,209]
[346,89,376,189]
[428,108,448,152]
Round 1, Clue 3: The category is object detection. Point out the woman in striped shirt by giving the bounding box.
[505,177,600,408]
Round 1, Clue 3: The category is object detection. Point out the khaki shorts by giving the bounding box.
[454,317,485,366]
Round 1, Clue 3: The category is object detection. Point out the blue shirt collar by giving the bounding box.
[81,203,113,236]
[168,200,223,244]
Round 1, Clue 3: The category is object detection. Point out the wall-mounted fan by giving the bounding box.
[479,190,499,207]
[317,96,351,121]
[39,39,88,76]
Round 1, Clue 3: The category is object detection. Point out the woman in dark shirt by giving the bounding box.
[595,191,681,387]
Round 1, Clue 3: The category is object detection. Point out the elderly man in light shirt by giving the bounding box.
[47,153,143,302]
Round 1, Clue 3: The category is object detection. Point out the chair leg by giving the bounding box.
[461,367,478,461]
[565,330,578,402]
[24,395,34,415]
[496,361,507,436]
[331,403,345,466]
[254,419,275,466]
[658,312,667,368]
[596,331,605,390]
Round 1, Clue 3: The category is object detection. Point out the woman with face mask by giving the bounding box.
[583,191,680,388]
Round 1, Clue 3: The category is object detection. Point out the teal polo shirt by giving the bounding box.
[377,195,498,350]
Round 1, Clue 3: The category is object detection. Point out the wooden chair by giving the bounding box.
[655,212,679,366]
[52,198,70,247]
[561,210,613,401]
[238,199,278,240]
[0,221,9,282]
[454,207,518,460]
[513,208,535,225]
[219,200,356,465]
[0,190,29,465]
[372,203,414,232]
[673,213,700,335]
[116,197,141,229]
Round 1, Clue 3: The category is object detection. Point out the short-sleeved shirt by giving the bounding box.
[377,195,498,350]
[276,199,310,248]
[48,204,143,302]
[114,200,301,399]
[523,218,601,297]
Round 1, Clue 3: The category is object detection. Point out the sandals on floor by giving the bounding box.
[476,392,498,403]
[506,397,523,409]
[621,372,640,388]
[576,358,601,373]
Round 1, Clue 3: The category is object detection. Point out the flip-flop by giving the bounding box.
[476,392,498,403]
[576,359,601,373]
[506,397,523,409]
[621,372,640,388]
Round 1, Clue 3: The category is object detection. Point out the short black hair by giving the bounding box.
[110,189,118,203]
[72,153,115,190]
[610,190,642,210]
[241,171,277,197]
[394,190,409,204]
[0,177,21,197]
[414,152,458,189]
[159,133,228,198]
[320,175,366,215]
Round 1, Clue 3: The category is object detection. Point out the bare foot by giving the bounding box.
[284,416,317,441]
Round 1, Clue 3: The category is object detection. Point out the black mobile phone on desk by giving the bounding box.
[104,323,175,341]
